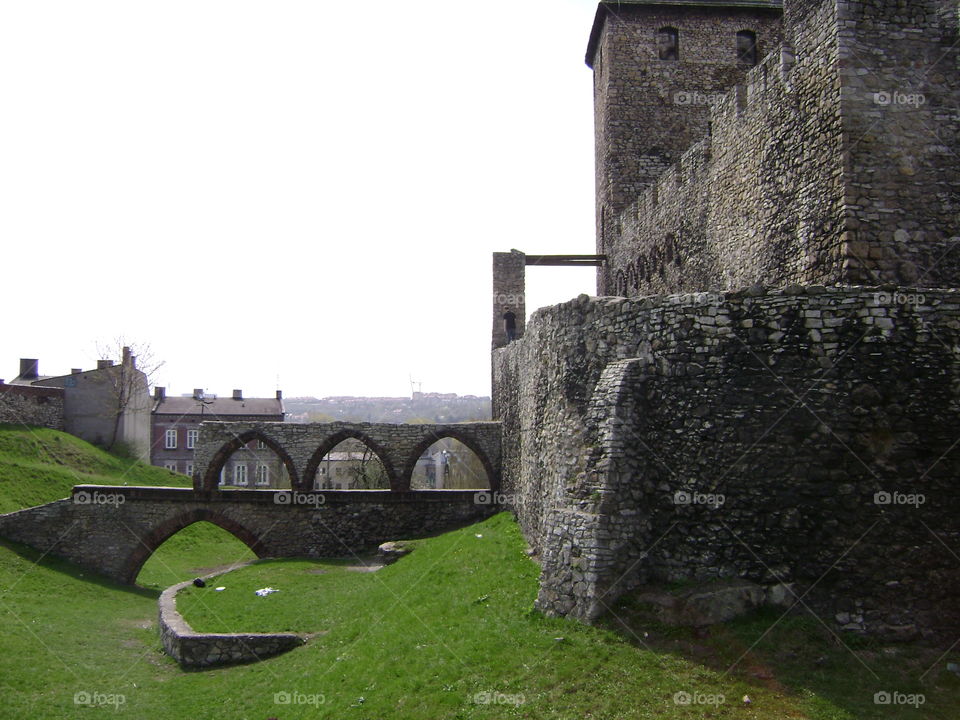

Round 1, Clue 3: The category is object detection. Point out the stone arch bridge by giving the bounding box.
[0,422,502,585]
[193,420,502,492]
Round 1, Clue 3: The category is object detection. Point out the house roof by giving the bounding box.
[153,396,284,418]
[586,0,783,67]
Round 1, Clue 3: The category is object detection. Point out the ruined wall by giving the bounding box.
[599,0,960,295]
[0,384,65,429]
[493,288,960,638]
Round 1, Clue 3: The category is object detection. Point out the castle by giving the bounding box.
[493,0,960,639]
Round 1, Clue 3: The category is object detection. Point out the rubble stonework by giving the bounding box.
[595,0,960,295]
[0,384,64,430]
[493,288,960,638]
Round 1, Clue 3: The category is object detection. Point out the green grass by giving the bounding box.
[0,424,190,513]
[0,425,254,591]
[0,425,958,718]
[1,513,959,718]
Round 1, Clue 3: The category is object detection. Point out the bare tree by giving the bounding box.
[94,338,165,454]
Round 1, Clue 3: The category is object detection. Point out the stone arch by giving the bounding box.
[626,262,638,292]
[201,430,299,492]
[637,255,649,282]
[120,508,265,585]
[301,430,398,492]
[402,430,499,493]
[615,270,627,296]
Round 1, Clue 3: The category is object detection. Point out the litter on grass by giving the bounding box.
[255,587,279,597]
[214,587,226,592]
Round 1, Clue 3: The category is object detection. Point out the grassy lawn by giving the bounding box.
[0,426,958,718]
[0,424,189,513]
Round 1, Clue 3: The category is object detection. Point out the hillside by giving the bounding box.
[0,425,253,588]
[0,424,190,513]
[0,425,957,718]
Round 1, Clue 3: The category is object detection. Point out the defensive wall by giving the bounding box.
[0,383,64,430]
[493,286,960,638]
[597,0,960,296]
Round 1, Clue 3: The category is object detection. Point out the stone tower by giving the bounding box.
[587,0,784,289]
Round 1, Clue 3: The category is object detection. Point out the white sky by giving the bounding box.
[1,0,600,399]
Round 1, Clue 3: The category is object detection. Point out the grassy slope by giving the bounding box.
[0,425,255,589]
[0,426,957,718]
[1,514,958,718]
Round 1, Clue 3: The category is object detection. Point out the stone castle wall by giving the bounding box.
[598,0,960,296]
[493,287,960,638]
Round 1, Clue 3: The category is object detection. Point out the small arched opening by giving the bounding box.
[123,510,264,586]
[201,431,298,492]
[658,27,679,61]
[404,432,498,492]
[303,431,397,492]
[737,30,758,66]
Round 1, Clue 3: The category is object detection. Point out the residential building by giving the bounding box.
[151,387,287,487]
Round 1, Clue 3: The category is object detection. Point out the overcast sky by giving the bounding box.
[1,1,599,399]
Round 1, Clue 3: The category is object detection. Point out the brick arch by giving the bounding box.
[120,509,266,585]
[301,430,399,492]
[402,431,499,493]
[200,430,299,492]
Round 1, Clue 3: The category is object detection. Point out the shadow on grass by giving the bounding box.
[598,593,960,720]
[0,538,159,599]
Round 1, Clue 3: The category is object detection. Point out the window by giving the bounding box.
[187,429,198,449]
[165,428,177,449]
[658,27,679,61]
[737,31,758,66]
[234,463,248,486]
[256,464,270,486]
[164,461,177,472]
[219,468,225,485]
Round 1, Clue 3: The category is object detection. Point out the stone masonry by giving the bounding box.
[494,287,960,639]
[0,484,497,585]
[593,0,960,295]
[192,421,502,492]
[0,383,64,430]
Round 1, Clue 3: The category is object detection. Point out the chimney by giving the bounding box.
[122,346,131,366]
[276,390,283,400]
[97,359,114,370]
[232,389,243,400]
[154,386,166,401]
[193,388,204,400]
[71,368,82,375]
[19,359,39,380]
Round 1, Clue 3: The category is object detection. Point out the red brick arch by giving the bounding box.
[120,509,266,585]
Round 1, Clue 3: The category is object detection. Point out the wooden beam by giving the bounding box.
[524,255,606,267]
